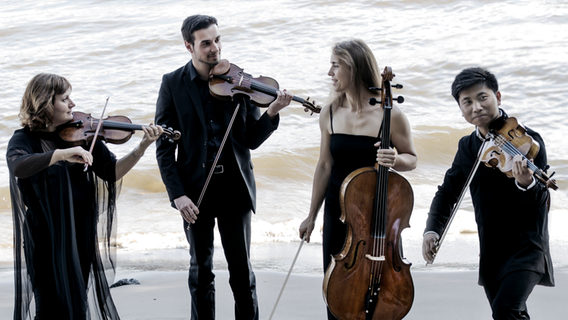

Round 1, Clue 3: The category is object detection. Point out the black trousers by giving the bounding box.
[184,164,258,320]
[483,270,543,320]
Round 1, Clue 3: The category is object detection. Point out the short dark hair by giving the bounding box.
[451,67,499,103]
[181,15,218,45]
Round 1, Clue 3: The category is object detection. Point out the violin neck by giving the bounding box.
[249,81,305,104]
[102,120,143,132]
[496,137,553,186]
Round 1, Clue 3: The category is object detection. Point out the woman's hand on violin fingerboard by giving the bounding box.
[140,124,164,147]
[266,89,293,119]
[52,146,93,166]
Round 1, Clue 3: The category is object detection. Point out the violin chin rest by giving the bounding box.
[210,59,231,76]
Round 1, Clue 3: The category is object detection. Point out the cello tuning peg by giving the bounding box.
[369,98,381,105]
[392,84,403,89]
[395,96,404,104]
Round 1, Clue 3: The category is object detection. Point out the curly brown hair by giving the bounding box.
[19,73,72,131]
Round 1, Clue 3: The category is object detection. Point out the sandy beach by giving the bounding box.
[1,269,566,319]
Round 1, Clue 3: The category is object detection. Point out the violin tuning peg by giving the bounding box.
[395,96,404,104]
[168,138,174,143]
[392,84,403,89]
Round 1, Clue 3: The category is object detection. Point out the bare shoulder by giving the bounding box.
[318,103,332,130]
[390,104,411,126]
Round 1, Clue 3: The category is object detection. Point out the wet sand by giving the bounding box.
[1,270,565,319]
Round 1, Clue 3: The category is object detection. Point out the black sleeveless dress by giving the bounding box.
[322,106,382,272]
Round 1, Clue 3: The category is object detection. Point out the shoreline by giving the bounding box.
[1,269,566,319]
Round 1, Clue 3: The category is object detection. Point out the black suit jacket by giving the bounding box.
[425,112,554,287]
[155,60,279,212]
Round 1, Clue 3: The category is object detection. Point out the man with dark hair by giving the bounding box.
[422,67,554,319]
[155,14,292,320]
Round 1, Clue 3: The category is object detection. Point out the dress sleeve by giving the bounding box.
[6,130,54,179]
[90,139,117,181]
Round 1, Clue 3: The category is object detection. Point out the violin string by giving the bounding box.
[493,134,542,178]
[495,135,540,172]
[240,74,284,96]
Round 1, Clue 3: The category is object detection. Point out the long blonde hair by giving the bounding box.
[328,39,382,113]
[19,73,72,131]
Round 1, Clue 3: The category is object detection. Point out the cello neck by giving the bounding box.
[372,67,395,239]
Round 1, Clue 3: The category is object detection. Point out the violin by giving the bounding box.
[323,67,414,320]
[58,111,181,146]
[208,59,321,114]
[482,116,557,190]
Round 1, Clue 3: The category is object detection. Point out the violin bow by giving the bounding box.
[187,101,241,230]
[428,137,489,265]
[83,97,109,172]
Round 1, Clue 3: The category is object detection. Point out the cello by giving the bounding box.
[323,67,414,320]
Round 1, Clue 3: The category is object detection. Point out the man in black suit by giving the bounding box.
[155,15,292,320]
[422,67,554,320]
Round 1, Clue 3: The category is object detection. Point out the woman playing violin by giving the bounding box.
[422,67,554,320]
[298,39,417,320]
[7,73,163,319]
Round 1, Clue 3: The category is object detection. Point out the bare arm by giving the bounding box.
[115,124,163,180]
[375,105,417,171]
[299,105,333,243]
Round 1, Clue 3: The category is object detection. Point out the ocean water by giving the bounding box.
[0,0,567,275]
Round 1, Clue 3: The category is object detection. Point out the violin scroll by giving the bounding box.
[160,124,182,143]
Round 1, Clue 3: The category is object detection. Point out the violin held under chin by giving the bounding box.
[208,59,322,115]
[58,111,181,146]
[481,115,558,190]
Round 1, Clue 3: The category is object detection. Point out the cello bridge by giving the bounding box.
[365,254,385,261]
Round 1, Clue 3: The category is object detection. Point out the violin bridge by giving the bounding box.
[365,254,385,261]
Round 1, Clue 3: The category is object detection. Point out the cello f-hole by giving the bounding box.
[345,240,366,269]
[388,241,402,272]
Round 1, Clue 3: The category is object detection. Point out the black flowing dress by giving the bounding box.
[7,128,121,320]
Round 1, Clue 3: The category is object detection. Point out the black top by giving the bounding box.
[324,106,382,220]
[425,110,554,287]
